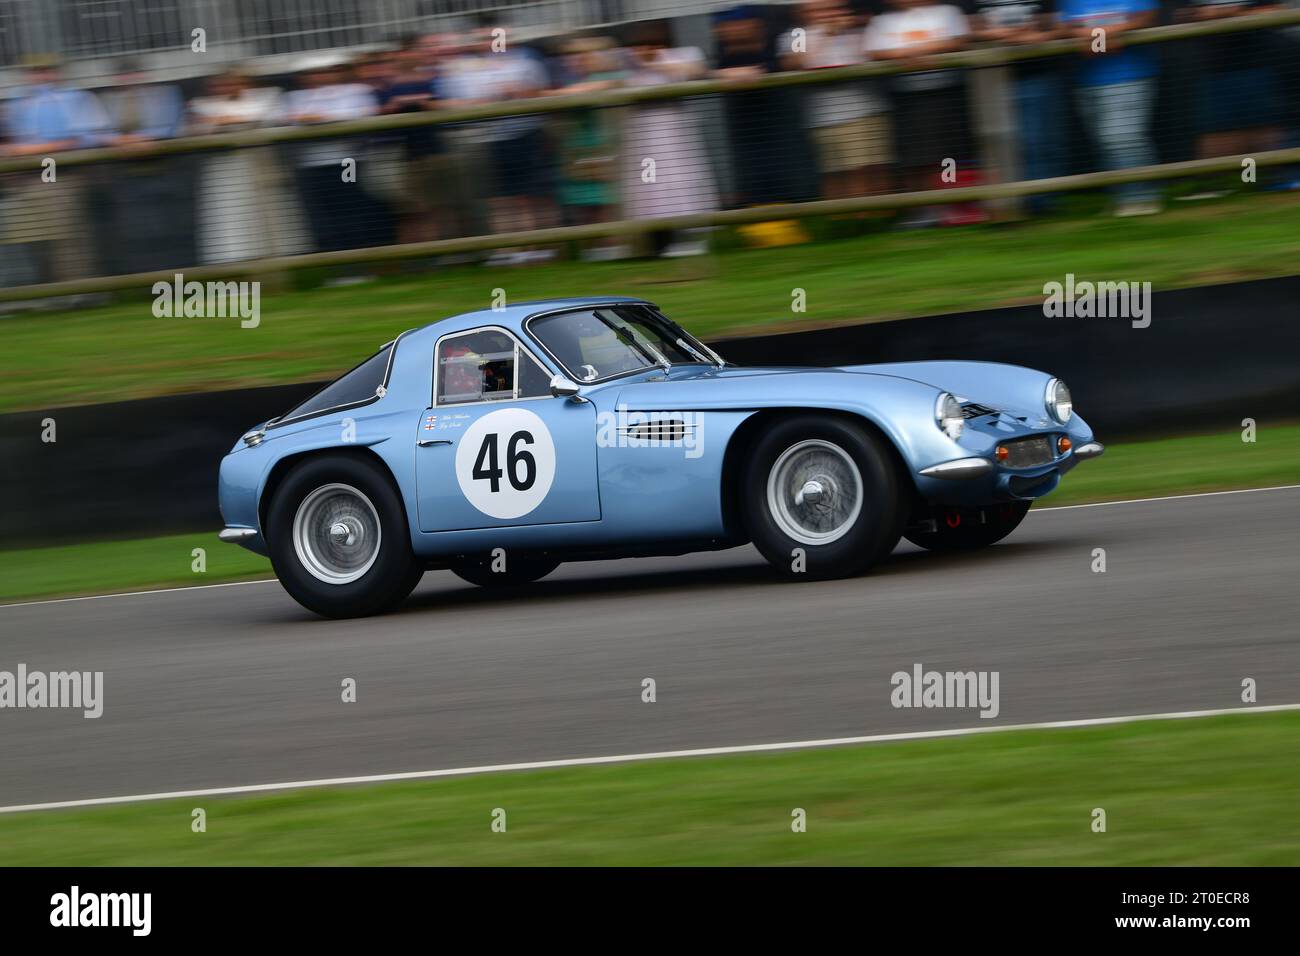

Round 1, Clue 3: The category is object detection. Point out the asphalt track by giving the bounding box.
[2,487,1298,809]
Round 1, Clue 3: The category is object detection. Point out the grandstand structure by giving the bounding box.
[0,0,739,84]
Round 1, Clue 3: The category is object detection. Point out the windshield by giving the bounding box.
[530,306,719,383]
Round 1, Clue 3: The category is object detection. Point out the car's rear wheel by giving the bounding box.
[903,501,1032,552]
[743,416,905,579]
[450,555,561,588]
[266,454,423,618]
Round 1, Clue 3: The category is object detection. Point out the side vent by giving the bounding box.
[616,418,696,444]
[619,419,691,442]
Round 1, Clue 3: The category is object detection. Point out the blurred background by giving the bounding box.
[0,0,1298,287]
[2,0,1300,558]
[1,3,1299,871]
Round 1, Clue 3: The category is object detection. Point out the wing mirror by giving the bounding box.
[549,374,587,402]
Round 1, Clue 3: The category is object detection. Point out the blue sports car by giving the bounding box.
[218,297,1103,617]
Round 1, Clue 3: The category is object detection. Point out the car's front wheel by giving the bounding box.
[266,454,423,618]
[744,416,905,579]
[903,501,1032,552]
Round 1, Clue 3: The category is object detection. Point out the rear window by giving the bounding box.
[280,344,393,423]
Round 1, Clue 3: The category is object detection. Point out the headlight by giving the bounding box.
[935,392,964,441]
[1046,378,1073,423]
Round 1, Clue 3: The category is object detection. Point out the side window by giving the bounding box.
[436,329,554,404]
[518,349,552,398]
[437,330,515,405]
[281,343,392,422]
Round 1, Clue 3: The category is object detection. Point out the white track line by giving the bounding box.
[1035,483,1300,512]
[3,483,1298,610]
[2,703,1296,815]
[0,578,279,610]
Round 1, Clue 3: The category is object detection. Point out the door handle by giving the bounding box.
[418,438,453,447]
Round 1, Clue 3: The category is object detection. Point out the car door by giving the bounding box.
[416,326,600,532]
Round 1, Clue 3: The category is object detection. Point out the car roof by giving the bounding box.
[414,296,655,337]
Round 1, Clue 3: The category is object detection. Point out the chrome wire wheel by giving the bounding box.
[765,439,864,546]
[292,483,382,585]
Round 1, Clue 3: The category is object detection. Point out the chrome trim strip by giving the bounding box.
[919,457,995,480]
[1073,441,1105,460]
[218,527,258,543]
[616,419,699,431]
[616,425,699,434]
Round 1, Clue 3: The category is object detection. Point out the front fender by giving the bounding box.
[840,361,1060,420]
[614,369,962,476]
[218,407,420,553]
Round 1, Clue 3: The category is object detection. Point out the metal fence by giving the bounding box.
[0,0,731,73]
[1,11,1299,301]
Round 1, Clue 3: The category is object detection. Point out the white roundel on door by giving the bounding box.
[454,407,556,520]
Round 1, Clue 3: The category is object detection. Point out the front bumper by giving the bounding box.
[917,441,1104,505]
[218,526,268,556]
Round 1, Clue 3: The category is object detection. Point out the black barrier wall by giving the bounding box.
[4,275,1298,546]
[1,382,319,548]
[717,275,1300,439]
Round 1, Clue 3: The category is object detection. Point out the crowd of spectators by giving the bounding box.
[1,1,1297,283]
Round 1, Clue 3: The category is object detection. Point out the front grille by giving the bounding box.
[1008,473,1059,497]
[1000,436,1054,468]
[961,402,998,419]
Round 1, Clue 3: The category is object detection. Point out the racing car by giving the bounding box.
[218,297,1102,617]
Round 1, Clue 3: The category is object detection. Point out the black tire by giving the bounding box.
[265,453,423,618]
[743,415,905,579]
[450,555,561,588]
[903,501,1032,552]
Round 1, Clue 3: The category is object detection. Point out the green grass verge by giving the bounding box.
[1044,422,1300,506]
[3,711,1296,865]
[0,532,272,604]
[2,423,1295,603]
[6,192,1300,414]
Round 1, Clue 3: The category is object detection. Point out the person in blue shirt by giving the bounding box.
[4,56,111,155]
[93,58,195,275]
[967,0,1067,215]
[1058,0,1161,213]
[2,56,110,284]
[100,58,185,145]
[1175,1,1282,166]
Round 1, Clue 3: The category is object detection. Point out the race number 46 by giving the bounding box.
[472,430,536,493]
[455,408,556,519]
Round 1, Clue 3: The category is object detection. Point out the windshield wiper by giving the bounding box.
[658,311,723,368]
[638,337,672,373]
[604,315,670,373]
[675,337,712,366]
